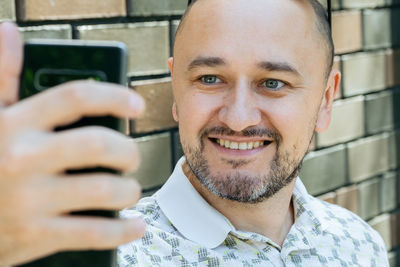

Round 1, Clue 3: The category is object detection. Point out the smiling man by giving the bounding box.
[118,0,389,266]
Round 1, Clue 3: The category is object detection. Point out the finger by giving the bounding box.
[0,22,23,105]
[3,80,145,132]
[46,174,141,214]
[5,217,146,266]
[49,216,146,251]
[45,126,140,173]
[0,127,140,177]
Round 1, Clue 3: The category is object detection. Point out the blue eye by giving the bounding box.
[263,79,285,90]
[201,75,221,84]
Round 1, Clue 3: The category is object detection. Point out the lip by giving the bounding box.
[208,138,271,156]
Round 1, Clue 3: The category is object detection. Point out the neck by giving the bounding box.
[182,161,295,246]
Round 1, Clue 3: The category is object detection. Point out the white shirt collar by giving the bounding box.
[155,157,326,249]
[155,157,234,248]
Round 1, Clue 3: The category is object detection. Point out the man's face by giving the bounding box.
[171,0,337,203]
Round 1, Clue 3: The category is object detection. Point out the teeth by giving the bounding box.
[230,142,239,149]
[247,142,253,149]
[215,139,267,150]
[239,142,247,150]
[224,140,230,148]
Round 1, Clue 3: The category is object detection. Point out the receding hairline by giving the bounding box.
[174,0,334,79]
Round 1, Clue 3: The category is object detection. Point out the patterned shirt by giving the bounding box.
[118,157,389,267]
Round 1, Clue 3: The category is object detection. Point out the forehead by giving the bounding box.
[174,0,326,77]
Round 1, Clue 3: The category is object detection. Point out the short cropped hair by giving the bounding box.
[174,0,334,79]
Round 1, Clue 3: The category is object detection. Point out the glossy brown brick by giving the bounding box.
[332,11,362,54]
[16,0,126,21]
[130,78,177,134]
[335,185,359,215]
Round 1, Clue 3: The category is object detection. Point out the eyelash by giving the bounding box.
[196,75,288,91]
[199,75,222,84]
[260,79,287,90]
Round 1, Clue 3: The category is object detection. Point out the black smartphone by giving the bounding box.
[17,39,128,267]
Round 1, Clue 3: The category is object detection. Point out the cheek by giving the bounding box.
[265,96,317,151]
[177,92,222,139]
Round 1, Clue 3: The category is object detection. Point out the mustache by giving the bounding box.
[201,126,282,144]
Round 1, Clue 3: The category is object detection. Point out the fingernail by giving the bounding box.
[129,95,145,116]
[1,21,15,31]
[134,218,147,233]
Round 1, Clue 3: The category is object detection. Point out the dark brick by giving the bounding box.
[347,134,390,183]
[365,91,395,135]
[359,178,380,220]
[125,133,172,190]
[128,0,186,16]
[300,145,347,196]
[172,130,184,166]
[19,24,71,40]
[78,22,170,76]
[380,172,397,213]
[363,9,391,50]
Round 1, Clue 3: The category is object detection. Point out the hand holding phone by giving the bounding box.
[0,23,146,267]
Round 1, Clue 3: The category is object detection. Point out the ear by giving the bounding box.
[168,57,174,75]
[172,102,178,122]
[315,69,341,133]
[168,57,178,122]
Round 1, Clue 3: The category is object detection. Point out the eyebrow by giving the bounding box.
[187,56,302,77]
[187,56,226,71]
[258,61,301,77]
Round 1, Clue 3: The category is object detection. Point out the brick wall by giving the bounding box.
[300,2,400,265]
[3,0,399,265]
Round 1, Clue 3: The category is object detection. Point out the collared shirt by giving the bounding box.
[118,157,389,267]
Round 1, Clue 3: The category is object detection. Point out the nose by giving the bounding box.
[218,81,261,132]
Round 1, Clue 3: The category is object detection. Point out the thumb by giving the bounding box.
[0,22,23,106]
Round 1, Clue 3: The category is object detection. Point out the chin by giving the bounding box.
[184,144,303,203]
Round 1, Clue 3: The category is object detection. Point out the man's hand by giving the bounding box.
[0,22,146,266]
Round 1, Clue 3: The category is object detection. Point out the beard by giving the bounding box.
[182,126,305,204]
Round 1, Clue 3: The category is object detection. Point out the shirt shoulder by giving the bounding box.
[119,195,179,241]
[118,196,188,267]
[310,196,389,265]
[314,197,379,237]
